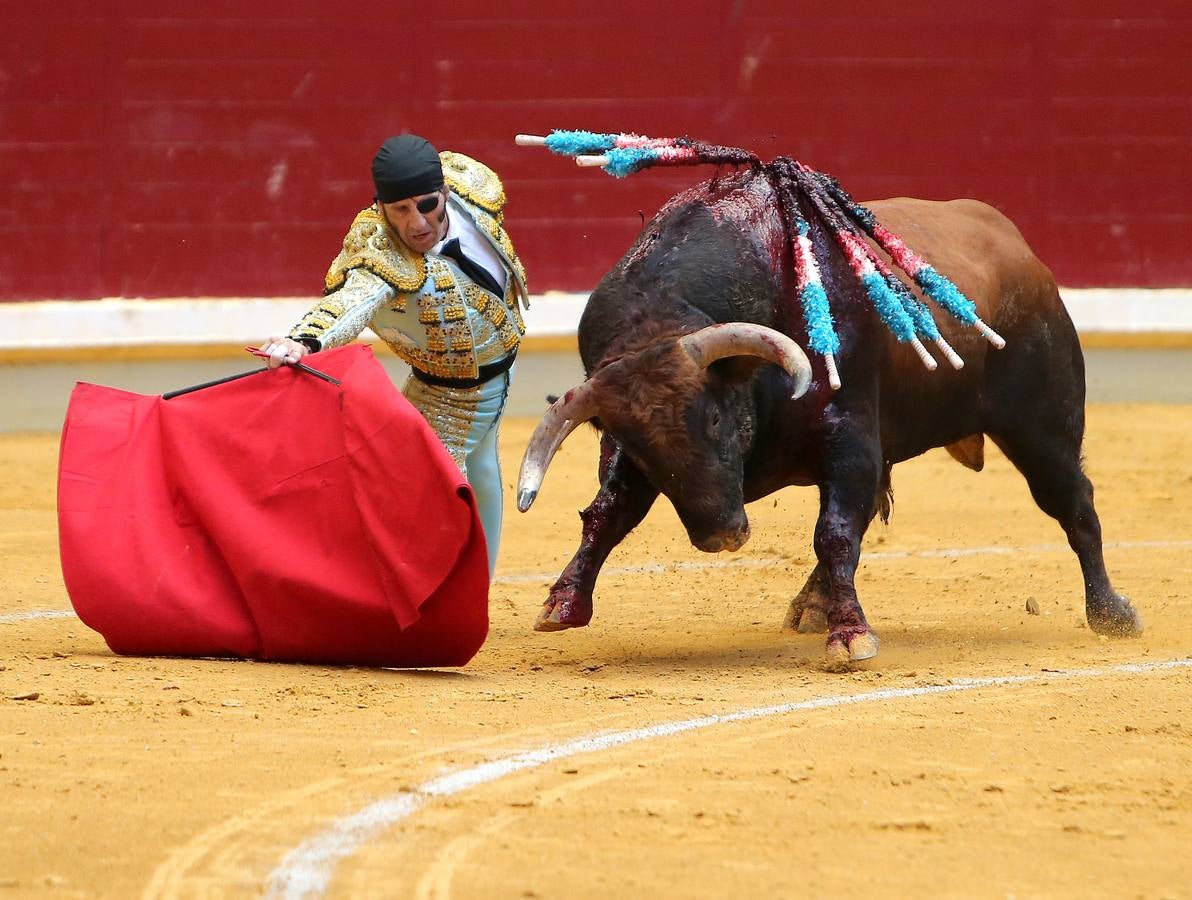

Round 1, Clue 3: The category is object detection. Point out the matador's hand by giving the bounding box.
[258,336,310,369]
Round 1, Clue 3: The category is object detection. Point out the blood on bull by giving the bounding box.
[514,130,1142,667]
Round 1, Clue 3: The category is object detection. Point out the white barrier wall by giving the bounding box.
[1,290,1190,353]
[0,294,588,352]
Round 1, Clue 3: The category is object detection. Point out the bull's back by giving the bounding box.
[866,197,1065,344]
[859,198,1081,461]
[580,178,786,370]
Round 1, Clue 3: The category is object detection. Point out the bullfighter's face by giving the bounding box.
[379,187,450,254]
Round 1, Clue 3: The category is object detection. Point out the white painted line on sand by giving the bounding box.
[7,538,1191,623]
[491,538,1192,585]
[264,656,1192,899]
[0,609,77,624]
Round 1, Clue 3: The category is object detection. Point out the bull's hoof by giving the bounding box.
[533,589,593,632]
[1087,594,1143,637]
[846,631,880,661]
[533,611,578,632]
[823,630,880,669]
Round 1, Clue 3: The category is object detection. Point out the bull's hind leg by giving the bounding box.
[988,429,1142,636]
[536,437,659,631]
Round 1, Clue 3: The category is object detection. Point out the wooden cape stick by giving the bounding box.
[162,352,341,400]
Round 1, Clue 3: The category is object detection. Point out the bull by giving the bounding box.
[516,157,1141,665]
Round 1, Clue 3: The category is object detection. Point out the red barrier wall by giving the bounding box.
[3,2,1189,300]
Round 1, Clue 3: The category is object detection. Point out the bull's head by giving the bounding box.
[517,323,811,552]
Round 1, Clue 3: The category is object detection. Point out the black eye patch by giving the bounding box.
[415,194,442,214]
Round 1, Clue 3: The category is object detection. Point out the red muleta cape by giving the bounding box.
[56,345,489,668]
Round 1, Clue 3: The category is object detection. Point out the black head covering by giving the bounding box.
[371,134,444,203]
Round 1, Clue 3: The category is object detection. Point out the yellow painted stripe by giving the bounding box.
[6,331,1191,366]
[1078,332,1192,349]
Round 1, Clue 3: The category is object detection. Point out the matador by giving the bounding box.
[261,134,529,578]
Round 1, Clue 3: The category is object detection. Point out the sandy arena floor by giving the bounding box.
[2,405,1191,898]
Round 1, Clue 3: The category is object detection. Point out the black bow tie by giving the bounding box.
[439,238,503,296]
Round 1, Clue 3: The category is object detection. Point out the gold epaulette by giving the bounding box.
[324,207,426,294]
[440,151,506,215]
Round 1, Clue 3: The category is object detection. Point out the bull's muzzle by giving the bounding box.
[693,520,751,553]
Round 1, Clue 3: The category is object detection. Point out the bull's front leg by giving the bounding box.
[536,437,659,631]
[813,432,883,665]
[785,466,892,634]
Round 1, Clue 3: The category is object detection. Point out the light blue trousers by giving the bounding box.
[402,369,510,579]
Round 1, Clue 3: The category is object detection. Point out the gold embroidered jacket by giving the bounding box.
[288,152,529,380]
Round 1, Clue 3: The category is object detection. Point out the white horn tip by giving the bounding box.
[517,488,538,512]
[515,134,547,146]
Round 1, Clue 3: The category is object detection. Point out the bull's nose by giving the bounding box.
[694,522,751,553]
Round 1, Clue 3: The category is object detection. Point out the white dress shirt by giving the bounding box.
[433,201,509,295]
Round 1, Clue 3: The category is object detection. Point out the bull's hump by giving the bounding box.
[653,168,753,213]
[638,172,783,271]
[655,168,770,219]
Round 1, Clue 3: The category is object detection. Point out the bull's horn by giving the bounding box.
[516,381,600,512]
[678,323,813,399]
